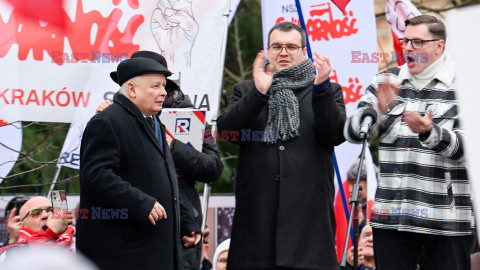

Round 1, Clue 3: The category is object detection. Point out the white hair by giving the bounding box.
[119,76,142,95]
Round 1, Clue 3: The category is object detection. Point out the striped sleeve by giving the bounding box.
[420,119,465,161]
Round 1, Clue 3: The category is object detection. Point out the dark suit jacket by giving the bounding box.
[217,80,346,269]
[77,93,182,270]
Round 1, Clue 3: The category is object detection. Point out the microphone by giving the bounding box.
[359,107,378,138]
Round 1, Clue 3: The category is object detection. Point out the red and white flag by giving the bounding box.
[386,0,421,65]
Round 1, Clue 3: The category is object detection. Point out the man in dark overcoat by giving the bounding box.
[217,22,346,269]
[77,56,182,270]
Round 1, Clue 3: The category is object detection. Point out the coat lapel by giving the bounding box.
[296,84,313,104]
[139,117,164,157]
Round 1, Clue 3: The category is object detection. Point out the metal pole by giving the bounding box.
[339,138,368,270]
[47,165,62,198]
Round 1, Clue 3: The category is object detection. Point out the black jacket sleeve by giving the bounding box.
[312,82,347,148]
[180,195,201,237]
[216,81,267,144]
[171,127,223,183]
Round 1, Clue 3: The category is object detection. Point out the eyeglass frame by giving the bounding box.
[21,206,54,221]
[267,43,304,55]
[398,38,441,49]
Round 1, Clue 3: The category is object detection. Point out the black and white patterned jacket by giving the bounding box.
[345,52,473,236]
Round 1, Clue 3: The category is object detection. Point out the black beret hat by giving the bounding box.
[116,57,172,86]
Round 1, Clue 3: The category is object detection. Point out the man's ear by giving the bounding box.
[436,39,445,54]
[18,221,25,228]
[126,81,136,98]
[302,46,308,58]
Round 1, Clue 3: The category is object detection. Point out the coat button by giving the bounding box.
[274,175,280,182]
[174,197,178,201]
[279,145,285,151]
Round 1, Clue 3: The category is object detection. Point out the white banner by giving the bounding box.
[446,4,480,237]
[0,120,22,183]
[0,0,232,123]
[57,122,87,170]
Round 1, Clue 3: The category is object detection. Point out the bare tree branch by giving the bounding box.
[0,175,77,190]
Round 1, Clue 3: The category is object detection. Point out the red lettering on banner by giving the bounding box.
[0,0,143,65]
[330,70,363,105]
[0,88,92,107]
[12,89,24,105]
[273,3,358,42]
[56,89,71,107]
[25,89,40,105]
[0,89,10,104]
[42,90,55,106]
[307,3,358,41]
[343,77,363,105]
[128,0,139,9]
[72,92,91,108]
[0,120,7,126]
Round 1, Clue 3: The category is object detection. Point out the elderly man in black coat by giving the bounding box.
[77,56,182,270]
[217,22,346,269]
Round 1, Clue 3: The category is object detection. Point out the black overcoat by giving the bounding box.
[217,80,346,270]
[77,93,182,270]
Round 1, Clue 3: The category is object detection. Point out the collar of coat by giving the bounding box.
[113,92,165,155]
[397,51,456,88]
[113,92,149,118]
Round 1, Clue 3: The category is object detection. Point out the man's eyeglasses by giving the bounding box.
[398,38,440,49]
[21,206,53,221]
[268,44,303,55]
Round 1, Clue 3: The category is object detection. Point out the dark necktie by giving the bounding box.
[146,117,154,130]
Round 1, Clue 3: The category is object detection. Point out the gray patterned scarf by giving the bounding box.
[263,59,315,144]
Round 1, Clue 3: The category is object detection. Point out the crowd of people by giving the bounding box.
[0,14,477,270]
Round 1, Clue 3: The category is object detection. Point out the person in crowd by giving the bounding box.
[97,50,223,270]
[345,15,473,269]
[1,196,29,247]
[200,241,212,270]
[217,21,346,269]
[335,158,369,261]
[0,196,74,263]
[77,56,195,270]
[345,225,375,270]
[212,238,230,270]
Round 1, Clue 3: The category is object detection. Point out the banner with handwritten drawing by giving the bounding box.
[0,0,231,123]
[261,0,378,260]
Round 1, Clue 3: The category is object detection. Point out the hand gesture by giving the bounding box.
[166,133,173,147]
[95,100,112,114]
[202,228,210,244]
[148,201,167,225]
[376,74,400,113]
[312,52,332,85]
[47,209,73,235]
[182,231,201,247]
[253,51,274,95]
[6,208,21,244]
[403,111,433,134]
[347,246,364,267]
